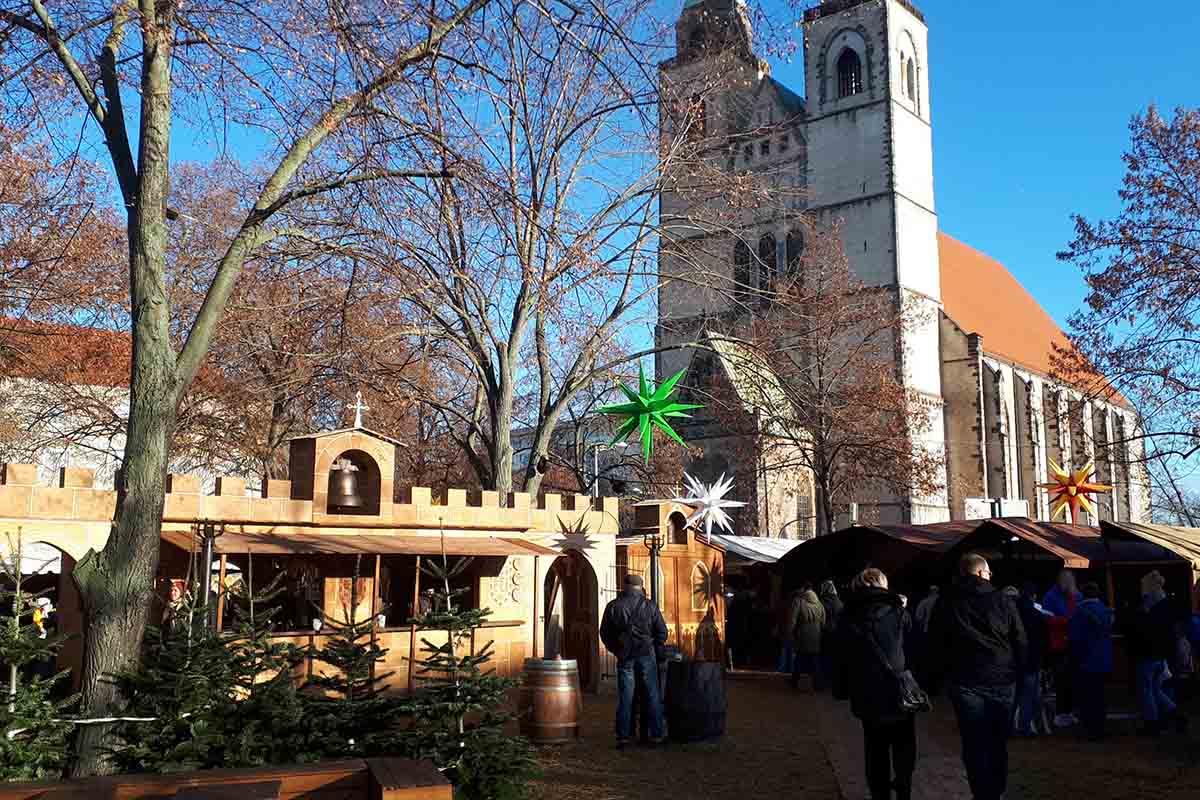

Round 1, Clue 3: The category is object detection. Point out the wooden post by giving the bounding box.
[370,553,382,684]
[215,555,228,631]
[532,555,540,660]
[408,555,421,693]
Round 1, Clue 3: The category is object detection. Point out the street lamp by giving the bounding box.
[198,519,226,628]
[642,528,665,605]
[589,441,631,498]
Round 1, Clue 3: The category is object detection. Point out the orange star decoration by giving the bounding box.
[1038,459,1111,525]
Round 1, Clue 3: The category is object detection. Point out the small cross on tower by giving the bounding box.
[352,390,370,429]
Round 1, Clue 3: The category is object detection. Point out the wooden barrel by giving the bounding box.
[518,658,582,744]
[665,660,727,743]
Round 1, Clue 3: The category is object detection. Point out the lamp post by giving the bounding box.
[589,441,630,498]
[199,519,226,628]
[642,528,665,605]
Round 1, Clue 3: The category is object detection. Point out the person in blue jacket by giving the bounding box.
[1068,582,1114,740]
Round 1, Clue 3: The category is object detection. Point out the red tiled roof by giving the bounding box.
[938,233,1071,378]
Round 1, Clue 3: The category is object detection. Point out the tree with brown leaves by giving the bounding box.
[1057,105,1200,470]
[2,0,492,773]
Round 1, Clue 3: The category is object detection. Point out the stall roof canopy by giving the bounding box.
[708,534,804,564]
[1102,521,1200,569]
[950,518,1187,569]
[162,531,558,557]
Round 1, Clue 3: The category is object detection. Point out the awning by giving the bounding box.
[707,533,805,564]
[162,530,558,557]
[1102,520,1200,570]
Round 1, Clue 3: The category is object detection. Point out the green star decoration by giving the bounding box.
[599,365,702,461]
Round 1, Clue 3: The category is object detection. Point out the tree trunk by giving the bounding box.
[70,353,175,776]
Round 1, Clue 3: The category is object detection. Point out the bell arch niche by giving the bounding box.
[327,449,382,516]
[288,426,401,518]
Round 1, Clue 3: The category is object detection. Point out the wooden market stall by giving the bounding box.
[0,425,620,693]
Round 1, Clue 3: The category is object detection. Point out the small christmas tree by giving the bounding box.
[299,555,407,759]
[112,569,307,772]
[0,533,76,781]
[399,540,537,800]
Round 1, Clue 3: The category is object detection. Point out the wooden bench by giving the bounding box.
[0,757,450,800]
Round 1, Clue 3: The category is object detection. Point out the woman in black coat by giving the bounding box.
[832,568,916,800]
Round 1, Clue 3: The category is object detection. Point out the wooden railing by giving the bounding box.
[0,757,449,800]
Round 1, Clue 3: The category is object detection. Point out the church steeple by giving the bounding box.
[674,0,754,64]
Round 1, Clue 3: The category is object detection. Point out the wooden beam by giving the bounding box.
[215,555,228,630]
[408,555,421,693]
[532,555,540,659]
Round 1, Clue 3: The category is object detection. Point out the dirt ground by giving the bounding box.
[530,675,1200,800]
[529,673,841,800]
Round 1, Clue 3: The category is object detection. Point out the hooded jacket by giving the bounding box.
[819,581,844,635]
[600,589,668,662]
[832,587,912,723]
[1069,597,1114,674]
[792,590,826,654]
[927,575,1028,690]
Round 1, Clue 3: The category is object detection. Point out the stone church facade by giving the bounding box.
[655,0,1148,533]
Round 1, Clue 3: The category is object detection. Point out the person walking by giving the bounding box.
[600,573,669,749]
[1068,582,1114,740]
[1130,570,1184,735]
[928,553,1027,800]
[777,588,803,675]
[792,584,826,690]
[1042,569,1081,728]
[914,586,939,634]
[833,568,917,800]
[818,579,844,689]
[1014,583,1049,736]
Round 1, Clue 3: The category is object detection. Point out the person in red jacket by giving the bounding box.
[1042,569,1081,727]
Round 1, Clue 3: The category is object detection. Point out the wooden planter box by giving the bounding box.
[0,757,450,800]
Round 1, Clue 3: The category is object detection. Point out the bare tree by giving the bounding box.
[1,0,492,772]
[706,224,944,535]
[354,0,766,497]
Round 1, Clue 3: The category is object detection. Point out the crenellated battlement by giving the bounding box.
[0,460,619,548]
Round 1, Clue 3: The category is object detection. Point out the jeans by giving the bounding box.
[1137,659,1176,723]
[1052,653,1074,716]
[616,655,664,741]
[862,716,916,800]
[948,683,1016,800]
[1014,670,1042,734]
[1075,670,1107,738]
[777,641,795,674]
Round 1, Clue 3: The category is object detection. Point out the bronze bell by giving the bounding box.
[328,458,363,508]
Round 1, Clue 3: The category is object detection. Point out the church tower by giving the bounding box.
[801,0,949,523]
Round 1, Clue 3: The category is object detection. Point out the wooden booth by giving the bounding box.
[613,501,725,667]
[0,425,620,693]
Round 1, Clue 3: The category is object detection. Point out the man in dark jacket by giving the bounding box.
[600,573,669,748]
[928,553,1028,800]
[833,569,917,800]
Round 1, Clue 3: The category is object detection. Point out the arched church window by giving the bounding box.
[837,48,863,99]
[905,57,916,101]
[733,240,752,307]
[758,233,777,295]
[786,229,804,277]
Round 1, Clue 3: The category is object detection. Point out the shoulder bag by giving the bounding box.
[862,621,931,714]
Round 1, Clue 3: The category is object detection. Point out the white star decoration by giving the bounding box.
[673,473,746,538]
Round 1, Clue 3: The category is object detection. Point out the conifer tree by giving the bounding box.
[299,555,406,759]
[0,535,76,781]
[112,569,306,772]
[399,545,537,800]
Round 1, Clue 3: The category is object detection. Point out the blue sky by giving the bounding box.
[767,0,1200,329]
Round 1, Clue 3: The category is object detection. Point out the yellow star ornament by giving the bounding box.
[1038,459,1111,525]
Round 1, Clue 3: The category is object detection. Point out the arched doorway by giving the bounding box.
[543,550,599,691]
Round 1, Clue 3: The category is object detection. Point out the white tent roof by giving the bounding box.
[707,533,805,564]
[0,541,62,575]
